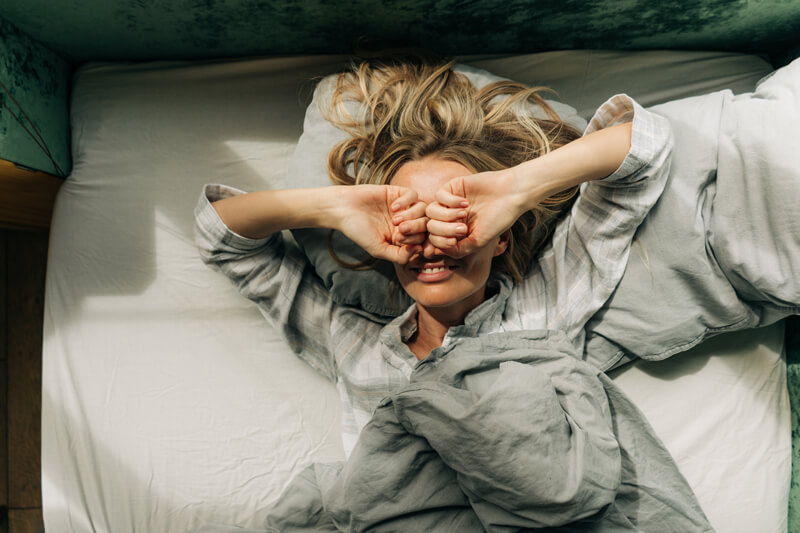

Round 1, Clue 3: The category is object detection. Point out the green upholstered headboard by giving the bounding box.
[788,316,800,525]
[2,0,800,61]
[0,17,70,177]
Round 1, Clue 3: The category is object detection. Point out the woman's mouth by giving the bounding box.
[411,264,458,282]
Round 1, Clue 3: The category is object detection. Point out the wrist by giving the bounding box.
[507,161,552,214]
[310,186,348,230]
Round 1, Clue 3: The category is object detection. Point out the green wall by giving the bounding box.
[0,0,799,62]
[788,316,800,525]
[0,16,71,176]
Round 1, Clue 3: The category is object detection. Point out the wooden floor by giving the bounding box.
[0,229,47,533]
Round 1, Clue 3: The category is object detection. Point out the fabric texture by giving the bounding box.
[585,56,800,369]
[194,94,670,456]
[258,331,711,532]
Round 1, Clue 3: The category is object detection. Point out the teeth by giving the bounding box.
[421,267,448,274]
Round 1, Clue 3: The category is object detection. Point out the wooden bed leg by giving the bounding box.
[2,229,46,533]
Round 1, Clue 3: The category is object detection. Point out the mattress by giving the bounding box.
[43,51,789,532]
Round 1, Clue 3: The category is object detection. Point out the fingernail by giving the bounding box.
[456,225,467,235]
[391,203,400,211]
[457,210,467,218]
[460,200,469,207]
[392,215,403,224]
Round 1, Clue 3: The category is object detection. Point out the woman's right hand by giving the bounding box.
[336,184,428,264]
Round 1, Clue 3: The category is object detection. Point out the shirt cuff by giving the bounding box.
[194,183,273,252]
[584,94,673,186]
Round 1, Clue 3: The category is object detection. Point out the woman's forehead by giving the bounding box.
[391,157,470,201]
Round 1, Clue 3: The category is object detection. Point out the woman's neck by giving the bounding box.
[408,289,485,360]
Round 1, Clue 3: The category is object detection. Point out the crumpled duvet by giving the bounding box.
[196,330,710,532]
[586,57,800,370]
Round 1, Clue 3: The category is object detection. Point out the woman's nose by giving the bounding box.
[422,236,438,258]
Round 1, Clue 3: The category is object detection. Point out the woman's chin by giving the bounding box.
[408,283,480,311]
[414,294,461,309]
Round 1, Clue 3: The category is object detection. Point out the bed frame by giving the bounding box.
[0,0,798,529]
[0,159,62,230]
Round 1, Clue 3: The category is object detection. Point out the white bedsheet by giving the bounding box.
[43,51,788,532]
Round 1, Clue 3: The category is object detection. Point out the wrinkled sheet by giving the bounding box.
[199,331,711,532]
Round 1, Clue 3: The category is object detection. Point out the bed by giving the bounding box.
[42,50,791,532]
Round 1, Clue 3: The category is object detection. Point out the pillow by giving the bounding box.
[287,63,586,317]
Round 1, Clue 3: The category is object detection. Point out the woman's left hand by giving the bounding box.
[336,185,429,264]
[426,169,526,258]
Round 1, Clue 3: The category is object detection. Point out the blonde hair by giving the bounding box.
[322,56,581,282]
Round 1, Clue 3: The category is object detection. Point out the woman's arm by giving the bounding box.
[195,183,423,381]
[211,187,345,239]
[211,184,427,263]
[517,96,672,342]
[196,184,340,380]
[511,122,632,211]
[427,95,672,343]
[424,122,632,255]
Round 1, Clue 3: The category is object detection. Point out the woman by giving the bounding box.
[194,58,711,530]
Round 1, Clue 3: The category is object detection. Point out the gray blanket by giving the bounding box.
[585,57,800,369]
[195,330,710,532]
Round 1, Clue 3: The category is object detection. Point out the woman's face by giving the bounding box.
[390,156,508,315]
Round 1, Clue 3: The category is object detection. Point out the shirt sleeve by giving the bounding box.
[194,183,337,382]
[510,94,673,346]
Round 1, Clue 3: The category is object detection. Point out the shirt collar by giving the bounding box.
[379,274,513,368]
[379,303,420,372]
[448,274,512,338]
